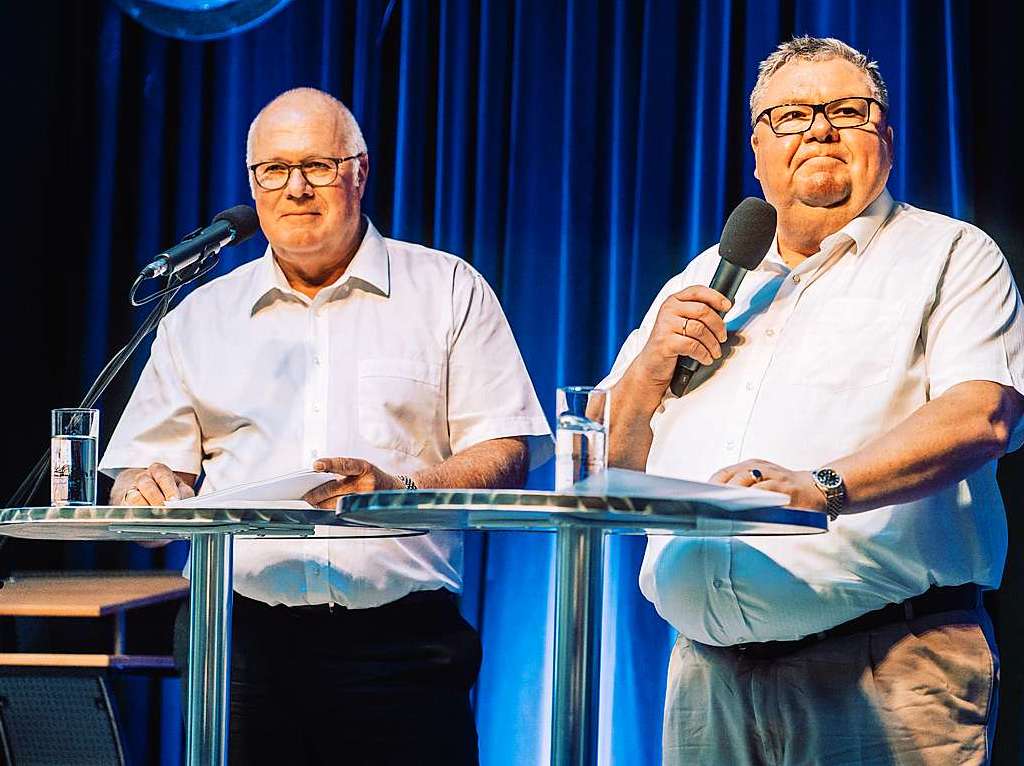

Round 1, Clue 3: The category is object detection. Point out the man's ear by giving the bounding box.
[885,124,895,167]
[355,153,370,197]
[750,132,761,181]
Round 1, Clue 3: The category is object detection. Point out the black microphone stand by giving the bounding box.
[4,254,220,510]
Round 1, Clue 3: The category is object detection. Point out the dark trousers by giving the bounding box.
[174,590,482,766]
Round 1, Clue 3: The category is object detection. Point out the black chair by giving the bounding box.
[0,672,125,766]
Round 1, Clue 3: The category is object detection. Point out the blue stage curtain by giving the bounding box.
[4,1,1022,763]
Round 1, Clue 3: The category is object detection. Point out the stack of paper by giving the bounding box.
[571,468,790,510]
[167,469,342,509]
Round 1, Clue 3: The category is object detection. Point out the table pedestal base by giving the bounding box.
[552,525,604,766]
[186,534,234,766]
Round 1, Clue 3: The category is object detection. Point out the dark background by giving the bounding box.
[1,0,1021,763]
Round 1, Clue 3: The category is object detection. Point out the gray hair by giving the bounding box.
[245,87,367,165]
[749,36,889,127]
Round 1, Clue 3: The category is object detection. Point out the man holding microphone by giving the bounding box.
[604,37,1024,765]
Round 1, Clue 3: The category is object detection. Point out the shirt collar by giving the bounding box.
[248,218,391,315]
[760,187,895,272]
[821,187,894,256]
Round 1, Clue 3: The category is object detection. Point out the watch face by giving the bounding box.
[814,469,842,489]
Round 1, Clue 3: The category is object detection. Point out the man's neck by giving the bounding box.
[275,219,368,300]
[775,204,856,269]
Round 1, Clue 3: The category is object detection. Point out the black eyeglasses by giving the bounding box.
[248,153,365,191]
[755,97,885,136]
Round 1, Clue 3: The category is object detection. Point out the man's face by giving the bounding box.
[751,58,893,216]
[248,102,367,257]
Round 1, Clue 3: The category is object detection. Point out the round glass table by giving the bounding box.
[0,505,419,766]
[337,489,828,766]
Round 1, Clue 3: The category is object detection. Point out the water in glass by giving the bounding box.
[555,413,607,491]
[51,434,98,506]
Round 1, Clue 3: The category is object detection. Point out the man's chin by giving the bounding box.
[273,234,326,253]
[794,179,852,209]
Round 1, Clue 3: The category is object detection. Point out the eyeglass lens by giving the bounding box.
[255,159,338,189]
[770,97,871,134]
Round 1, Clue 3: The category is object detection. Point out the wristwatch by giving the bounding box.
[810,468,846,521]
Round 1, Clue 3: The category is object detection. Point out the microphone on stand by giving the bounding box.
[669,197,777,397]
[139,205,260,279]
[5,204,260,510]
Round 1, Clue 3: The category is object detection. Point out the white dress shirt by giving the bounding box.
[101,220,553,609]
[601,190,1024,645]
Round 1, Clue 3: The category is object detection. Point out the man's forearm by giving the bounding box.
[833,380,1023,513]
[410,437,530,489]
[608,364,667,470]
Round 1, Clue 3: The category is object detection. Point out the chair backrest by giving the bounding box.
[0,673,125,766]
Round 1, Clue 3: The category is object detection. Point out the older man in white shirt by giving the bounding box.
[604,37,1024,765]
[100,87,551,766]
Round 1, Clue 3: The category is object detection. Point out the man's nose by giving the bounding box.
[806,111,838,141]
[285,166,313,198]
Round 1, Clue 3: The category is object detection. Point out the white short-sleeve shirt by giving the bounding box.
[601,190,1024,645]
[100,220,553,609]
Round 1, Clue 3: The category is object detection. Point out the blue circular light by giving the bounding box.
[113,0,294,41]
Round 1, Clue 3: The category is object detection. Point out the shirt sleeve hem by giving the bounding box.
[450,418,555,470]
[98,452,202,479]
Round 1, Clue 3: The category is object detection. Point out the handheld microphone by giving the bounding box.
[140,205,260,279]
[669,197,777,397]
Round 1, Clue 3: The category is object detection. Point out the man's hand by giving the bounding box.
[709,460,825,512]
[631,286,732,390]
[112,463,196,507]
[302,457,405,510]
[607,286,732,470]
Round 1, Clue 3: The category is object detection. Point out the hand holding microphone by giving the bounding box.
[630,197,777,398]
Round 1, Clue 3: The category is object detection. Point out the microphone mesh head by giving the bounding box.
[718,197,777,271]
[212,205,260,245]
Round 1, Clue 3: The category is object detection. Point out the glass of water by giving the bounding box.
[555,386,609,491]
[51,408,99,506]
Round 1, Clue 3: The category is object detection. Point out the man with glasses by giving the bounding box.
[603,37,1023,764]
[100,87,551,765]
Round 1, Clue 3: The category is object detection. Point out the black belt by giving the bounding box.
[725,584,981,661]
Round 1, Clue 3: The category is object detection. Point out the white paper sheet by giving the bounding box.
[571,467,790,510]
[166,469,342,509]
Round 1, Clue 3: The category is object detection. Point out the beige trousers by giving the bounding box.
[663,608,998,766]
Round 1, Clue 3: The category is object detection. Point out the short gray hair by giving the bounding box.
[246,87,367,164]
[749,36,889,127]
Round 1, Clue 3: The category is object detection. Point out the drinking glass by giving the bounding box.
[51,408,99,506]
[555,386,609,491]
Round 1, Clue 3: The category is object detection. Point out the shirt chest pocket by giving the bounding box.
[357,358,444,456]
[781,297,905,391]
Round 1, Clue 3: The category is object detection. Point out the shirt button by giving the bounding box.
[745,382,755,391]
[712,578,723,589]
[765,328,776,337]
[313,355,321,366]
[312,403,321,413]
[792,274,801,283]
[310,449,318,459]
[725,440,736,449]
